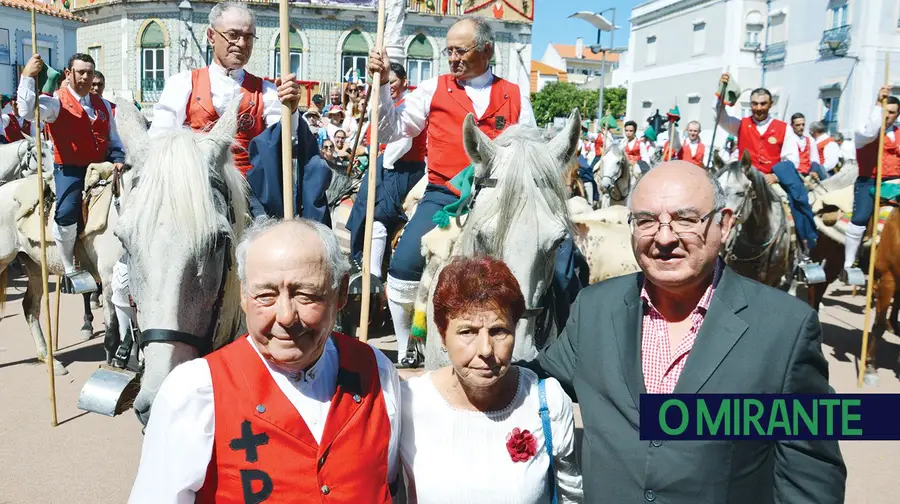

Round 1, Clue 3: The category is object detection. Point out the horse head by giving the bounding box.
[598,140,627,192]
[18,134,53,181]
[715,149,770,228]
[115,97,247,426]
[459,108,580,360]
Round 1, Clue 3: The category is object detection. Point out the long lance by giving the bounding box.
[278,0,294,218]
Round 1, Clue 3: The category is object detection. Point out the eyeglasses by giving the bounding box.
[346,88,359,94]
[211,27,259,44]
[628,208,722,239]
[321,145,335,151]
[441,46,477,58]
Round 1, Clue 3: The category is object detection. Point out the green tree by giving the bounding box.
[531,82,628,127]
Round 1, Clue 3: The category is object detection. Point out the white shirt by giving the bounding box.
[814,134,842,171]
[149,62,298,138]
[17,76,124,153]
[400,368,583,503]
[381,91,416,169]
[713,104,799,165]
[621,137,651,163]
[128,334,401,504]
[839,140,857,161]
[792,131,821,166]
[376,70,535,143]
[855,105,897,149]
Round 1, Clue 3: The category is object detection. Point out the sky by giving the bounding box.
[531,0,644,60]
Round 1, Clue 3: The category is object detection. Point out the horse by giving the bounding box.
[596,141,636,209]
[115,98,247,425]
[0,104,143,375]
[416,110,581,370]
[713,150,793,289]
[0,135,53,185]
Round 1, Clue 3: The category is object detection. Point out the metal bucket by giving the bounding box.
[77,366,140,417]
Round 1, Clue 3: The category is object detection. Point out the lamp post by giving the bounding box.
[569,9,616,129]
[179,0,194,71]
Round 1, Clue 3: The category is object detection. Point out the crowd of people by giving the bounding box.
[6,0,900,500]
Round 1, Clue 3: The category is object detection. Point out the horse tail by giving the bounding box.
[0,266,8,311]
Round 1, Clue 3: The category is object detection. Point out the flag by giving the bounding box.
[37,64,62,94]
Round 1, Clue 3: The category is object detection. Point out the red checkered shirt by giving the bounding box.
[640,262,722,394]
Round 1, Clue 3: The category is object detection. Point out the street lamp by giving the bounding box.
[179,0,193,22]
[178,0,194,71]
[569,9,618,129]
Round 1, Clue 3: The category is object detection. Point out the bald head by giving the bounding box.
[630,161,724,213]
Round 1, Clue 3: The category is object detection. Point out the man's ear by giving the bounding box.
[239,282,249,313]
[719,208,736,245]
[335,274,350,312]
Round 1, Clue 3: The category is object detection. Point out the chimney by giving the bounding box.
[575,37,584,59]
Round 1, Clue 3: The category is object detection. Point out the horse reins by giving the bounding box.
[723,184,787,263]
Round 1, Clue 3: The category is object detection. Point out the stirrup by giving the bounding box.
[396,350,421,369]
[840,267,866,286]
[61,270,99,294]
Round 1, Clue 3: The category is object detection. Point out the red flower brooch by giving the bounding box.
[506,427,537,462]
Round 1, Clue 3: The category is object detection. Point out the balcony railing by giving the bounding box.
[743,40,761,51]
[819,25,851,57]
[140,78,166,103]
[761,41,786,64]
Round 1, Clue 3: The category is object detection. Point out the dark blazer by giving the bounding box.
[536,265,846,504]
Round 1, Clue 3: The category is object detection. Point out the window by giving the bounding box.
[830,2,849,29]
[273,29,303,79]
[341,30,369,82]
[768,13,787,44]
[206,44,213,65]
[744,11,763,49]
[646,35,657,66]
[693,22,706,55]
[406,34,434,86]
[23,43,52,67]
[88,46,101,70]
[822,94,841,131]
[140,21,167,102]
[740,102,751,118]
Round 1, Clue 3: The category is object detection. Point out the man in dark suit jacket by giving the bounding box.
[535,160,846,503]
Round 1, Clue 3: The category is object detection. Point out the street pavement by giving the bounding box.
[0,272,897,503]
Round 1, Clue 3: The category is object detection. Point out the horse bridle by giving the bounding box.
[599,157,632,202]
[454,175,545,320]
[722,176,786,263]
[16,141,39,177]
[136,175,235,357]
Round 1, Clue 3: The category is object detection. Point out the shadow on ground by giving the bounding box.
[0,340,106,370]
[822,322,900,378]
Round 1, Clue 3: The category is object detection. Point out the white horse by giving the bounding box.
[418,110,581,370]
[596,140,639,209]
[0,135,53,184]
[117,99,247,426]
[0,103,143,375]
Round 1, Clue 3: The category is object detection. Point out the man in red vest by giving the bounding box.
[18,52,125,292]
[789,113,828,180]
[842,86,900,284]
[810,121,842,176]
[714,73,818,259]
[2,95,33,143]
[621,120,650,173]
[368,16,585,365]
[130,218,400,503]
[662,120,706,167]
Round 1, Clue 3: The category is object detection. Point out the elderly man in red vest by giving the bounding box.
[842,86,900,284]
[789,113,828,180]
[662,120,707,167]
[17,52,125,292]
[714,73,818,261]
[129,217,400,503]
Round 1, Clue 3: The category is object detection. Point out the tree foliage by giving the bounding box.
[531,82,627,127]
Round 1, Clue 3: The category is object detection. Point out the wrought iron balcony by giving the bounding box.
[743,40,761,51]
[819,25,851,57]
[140,78,166,103]
[761,42,786,64]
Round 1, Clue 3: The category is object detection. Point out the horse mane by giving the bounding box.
[461,123,572,256]
[122,128,248,258]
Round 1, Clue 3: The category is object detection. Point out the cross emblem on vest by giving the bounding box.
[230,420,270,463]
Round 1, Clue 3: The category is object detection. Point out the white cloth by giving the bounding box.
[375,70,536,143]
[815,135,842,171]
[383,90,416,170]
[400,368,583,503]
[839,140,856,161]
[713,105,799,165]
[0,112,7,137]
[17,76,125,154]
[128,334,401,504]
[855,105,897,149]
[148,62,298,138]
[792,132,821,166]
[621,137,650,163]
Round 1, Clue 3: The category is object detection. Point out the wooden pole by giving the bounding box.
[357,0,387,344]
[346,91,370,178]
[278,0,294,218]
[858,54,891,388]
[32,7,58,427]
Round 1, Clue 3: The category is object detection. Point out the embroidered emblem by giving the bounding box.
[97,111,107,122]
[238,113,256,133]
[495,115,506,131]
[768,136,778,145]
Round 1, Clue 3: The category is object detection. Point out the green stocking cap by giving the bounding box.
[601,114,618,129]
[643,126,657,142]
[36,64,63,94]
[431,165,475,228]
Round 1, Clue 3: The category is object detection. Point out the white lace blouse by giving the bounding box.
[399,367,583,503]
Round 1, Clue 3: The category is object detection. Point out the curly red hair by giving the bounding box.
[433,255,526,337]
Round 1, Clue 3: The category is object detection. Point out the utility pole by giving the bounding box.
[598,8,615,126]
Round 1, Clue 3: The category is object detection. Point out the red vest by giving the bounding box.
[816,136,835,165]
[736,116,787,174]
[677,140,705,167]
[366,96,428,163]
[426,74,522,191]
[4,112,31,142]
[796,135,812,175]
[197,334,392,504]
[857,127,900,179]
[186,67,266,177]
[624,139,641,163]
[48,90,111,166]
[594,135,604,156]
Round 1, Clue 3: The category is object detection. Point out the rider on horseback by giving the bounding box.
[714,73,818,263]
[17,52,125,293]
[842,86,900,284]
[621,121,651,174]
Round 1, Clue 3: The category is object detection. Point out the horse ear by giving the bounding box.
[549,108,581,168]
[740,149,752,174]
[713,149,725,170]
[113,97,150,167]
[462,113,496,177]
[203,96,241,170]
[21,133,34,146]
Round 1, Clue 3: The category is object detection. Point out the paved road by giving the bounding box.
[0,272,897,503]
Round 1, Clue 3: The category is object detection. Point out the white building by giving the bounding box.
[69,0,534,117]
[0,0,84,97]
[623,0,900,146]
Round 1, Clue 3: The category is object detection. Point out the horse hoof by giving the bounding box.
[863,370,879,387]
[53,360,68,376]
[79,329,94,342]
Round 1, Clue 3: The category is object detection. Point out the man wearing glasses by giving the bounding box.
[368,17,585,363]
[527,160,846,503]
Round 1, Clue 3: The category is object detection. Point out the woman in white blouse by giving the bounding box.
[400,255,583,503]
